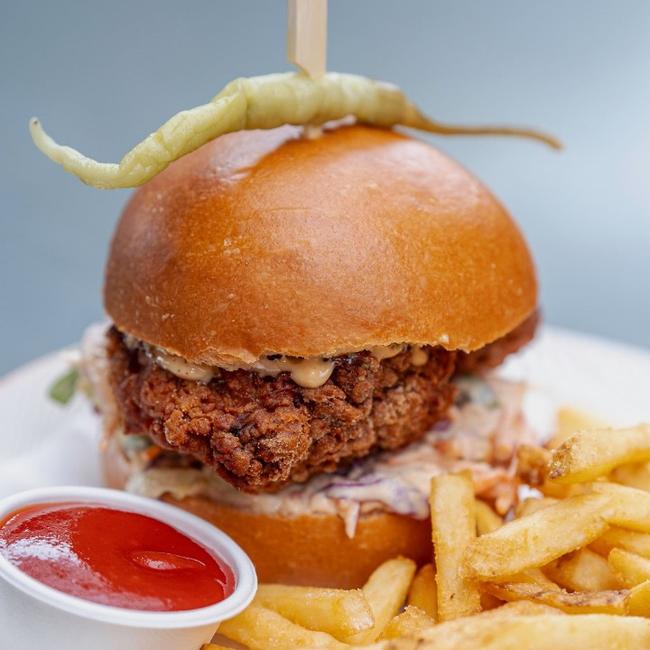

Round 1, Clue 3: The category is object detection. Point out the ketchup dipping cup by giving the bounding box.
[0,487,257,650]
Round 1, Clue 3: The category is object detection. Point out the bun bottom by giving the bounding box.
[102,441,431,587]
[163,495,432,587]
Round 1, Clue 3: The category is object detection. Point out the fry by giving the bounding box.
[218,604,347,649]
[479,592,503,610]
[515,497,558,518]
[483,582,628,615]
[476,600,564,618]
[543,548,620,592]
[591,527,650,558]
[627,580,650,616]
[430,472,481,620]
[218,424,650,647]
[549,425,650,484]
[489,567,560,590]
[475,500,502,535]
[486,579,650,617]
[515,446,582,498]
[379,606,435,640]
[538,480,588,499]
[464,493,611,580]
[506,568,560,590]
[608,548,650,587]
[549,406,608,448]
[592,482,650,532]
[612,462,650,492]
[345,557,416,644]
[362,615,650,650]
[406,564,437,620]
[254,584,373,639]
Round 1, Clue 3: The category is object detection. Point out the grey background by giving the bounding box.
[2,0,649,375]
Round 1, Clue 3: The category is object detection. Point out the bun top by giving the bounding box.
[104,124,537,365]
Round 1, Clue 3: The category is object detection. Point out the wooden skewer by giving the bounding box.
[287,0,327,79]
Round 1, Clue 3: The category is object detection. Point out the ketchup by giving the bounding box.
[0,503,235,611]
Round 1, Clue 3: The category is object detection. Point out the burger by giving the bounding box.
[80,123,539,587]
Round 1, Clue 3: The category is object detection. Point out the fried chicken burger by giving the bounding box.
[81,123,539,587]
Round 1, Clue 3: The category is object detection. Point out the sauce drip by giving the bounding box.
[145,341,430,389]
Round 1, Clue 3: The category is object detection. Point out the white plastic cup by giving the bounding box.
[0,486,257,650]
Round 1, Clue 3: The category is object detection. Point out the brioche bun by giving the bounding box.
[101,124,537,586]
[104,124,537,366]
[101,435,430,587]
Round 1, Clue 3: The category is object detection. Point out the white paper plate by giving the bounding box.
[0,326,648,500]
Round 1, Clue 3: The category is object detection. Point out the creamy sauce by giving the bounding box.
[286,358,334,389]
[410,346,429,366]
[246,356,335,388]
[146,345,338,388]
[153,349,214,383]
[140,342,420,388]
[368,344,406,360]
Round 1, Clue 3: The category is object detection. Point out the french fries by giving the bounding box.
[612,461,650,492]
[515,445,583,498]
[406,564,437,620]
[549,424,650,484]
[608,548,650,587]
[429,472,481,620]
[627,580,650,618]
[549,406,608,448]
[482,581,631,615]
[591,527,650,558]
[474,600,563,618]
[364,615,650,650]
[503,568,560,590]
[214,420,650,649]
[478,592,502,611]
[379,606,435,640]
[474,500,502,535]
[218,604,348,649]
[464,493,611,580]
[345,557,416,644]
[591,482,650,532]
[543,548,620,592]
[254,584,373,639]
[627,580,650,616]
[515,496,558,518]
[485,567,559,590]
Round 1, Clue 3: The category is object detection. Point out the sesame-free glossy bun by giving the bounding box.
[104,124,537,365]
[101,437,431,588]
